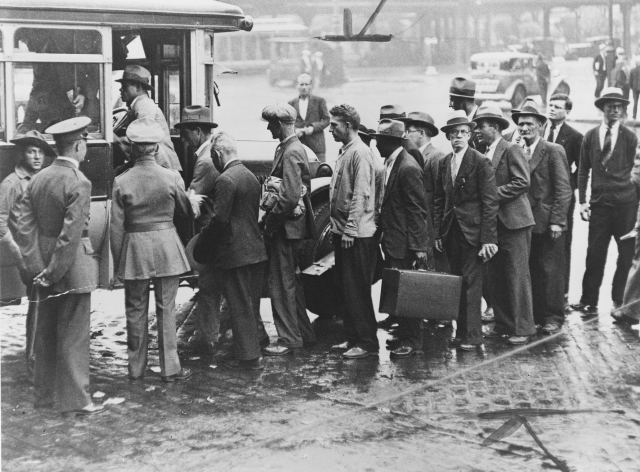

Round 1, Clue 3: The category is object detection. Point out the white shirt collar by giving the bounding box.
[545,120,563,142]
[195,140,210,158]
[485,137,501,159]
[56,156,79,168]
[385,146,403,184]
[455,144,469,158]
[600,120,620,133]
[419,142,430,153]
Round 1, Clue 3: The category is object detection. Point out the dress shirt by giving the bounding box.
[544,121,563,143]
[452,144,468,181]
[485,137,502,160]
[524,137,541,161]
[599,121,620,154]
[298,97,309,121]
[385,146,403,185]
[56,156,80,168]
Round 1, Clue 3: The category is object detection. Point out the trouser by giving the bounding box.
[333,235,379,352]
[595,74,606,98]
[193,265,223,343]
[530,232,566,326]
[620,228,640,320]
[580,204,638,307]
[125,276,181,378]
[482,264,493,309]
[489,223,536,335]
[34,292,92,412]
[633,90,640,120]
[433,245,450,273]
[384,253,424,348]
[267,232,315,348]
[220,262,267,360]
[564,192,576,295]
[446,219,483,345]
[25,282,35,379]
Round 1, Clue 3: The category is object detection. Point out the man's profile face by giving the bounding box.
[449,96,466,111]
[447,124,471,152]
[603,101,623,123]
[297,77,312,98]
[405,126,423,147]
[517,116,541,142]
[22,146,45,173]
[267,120,282,140]
[119,82,139,103]
[548,100,568,122]
[375,136,400,158]
[329,116,349,143]
[476,120,497,143]
[180,127,200,149]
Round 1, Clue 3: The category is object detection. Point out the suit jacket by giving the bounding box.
[434,146,499,246]
[265,136,315,240]
[552,122,583,191]
[421,142,447,220]
[527,140,572,234]
[491,138,535,230]
[189,140,219,230]
[15,159,97,293]
[115,94,182,171]
[194,161,268,271]
[593,54,606,76]
[110,155,191,280]
[380,149,432,259]
[289,95,329,155]
[401,140,425,169]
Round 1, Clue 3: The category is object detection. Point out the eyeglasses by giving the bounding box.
[448,130,470,137]
[406,129,422,135]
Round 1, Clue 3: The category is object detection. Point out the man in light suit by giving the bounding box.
[434,111,499,351]
[193,132,269,369]
[261,104,316,356]
[289,74,330,162]
[114,65,182,171]
[15,117,103,416]
[111,117,192,382]
[515,103,572,333]
[474,104,537,344]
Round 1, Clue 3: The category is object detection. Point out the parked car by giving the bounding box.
[470,51,570,109]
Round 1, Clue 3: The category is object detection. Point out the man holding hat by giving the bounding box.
[260,103,316,356]
[114,65,182,171]
[449,77,486,154]
[176,105,222,352]
[433,110,499,351]
[14,116,103,416]
[514,102,571,334]
[573,88,638,316]
[474,104,537,344]
[110,117,192,382]
[376,119,432,358]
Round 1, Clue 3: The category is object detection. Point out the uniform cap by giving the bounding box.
[45,116,92,143]
[261,103,297,124]
[126,117,165,144]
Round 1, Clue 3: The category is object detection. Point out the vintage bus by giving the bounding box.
[0,0,337,318]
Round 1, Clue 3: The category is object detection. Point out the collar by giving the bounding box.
[419,142,431,153]
[130,93,146,108]
[454,144,469,157]
[299,95,309,101]
[134,155,156,165]
[601,120,620,132]
[279,134,297,146]
[487,136,502,152]
[386,146,403,164]
[339,136,361,155]
[56,156,79,168]
[223,158,239,170]
[195,140,210,158]
[14,164,33,179]
[525,137,541,155]
[467,105,478,120]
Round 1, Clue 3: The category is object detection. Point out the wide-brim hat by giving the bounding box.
[594,87,630,110]
[449,77,476,99]
[186,234,206,273]
[472,104,510,131]
[116,65,154,91]
[440,110,477,133]
[357,124,375,140]
[398,111,439,137]
[175,105,218,129]
[370,119,407,140]
[10,129,56,156]
[511,102,548,125]
[379,104,406,120]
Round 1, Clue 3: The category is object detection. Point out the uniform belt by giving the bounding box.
[125,222,175,233]
[40,229,89,238]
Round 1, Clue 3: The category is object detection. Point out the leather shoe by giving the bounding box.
[330,341,351,352]
[161,368,192,382]
[262,344,294,356]
[390,346,422,358]
[481,307,495,323]
[484,329,507,338]
[224,357,265,370]
[571,302,598,315]
[70,403,105,416]
[377,317,397,330]
[612,313,639,325]
[458,343,480,351]
[343,347,378,359]
[541,323,561,334]
[386,336,401,348]
[259,337,270,349]
[128,375,144,381]
[448,337,462,346]
[507,335,532,345]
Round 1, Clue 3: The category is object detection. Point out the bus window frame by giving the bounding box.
[191,29,215,113]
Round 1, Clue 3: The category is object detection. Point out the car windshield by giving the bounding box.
[471,58,517,72]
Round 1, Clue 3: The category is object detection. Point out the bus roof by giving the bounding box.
[0,0,252,31]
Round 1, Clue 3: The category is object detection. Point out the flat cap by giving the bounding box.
[126,117,165,144]
[45,116,92,143]
[261,103,297,124]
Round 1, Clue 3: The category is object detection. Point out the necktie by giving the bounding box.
[525,147,532,161]
[451,154,458,182]
[602,125,612,167]
[548,123,556,143]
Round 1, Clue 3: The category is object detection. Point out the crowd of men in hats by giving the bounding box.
[1,63,640,418]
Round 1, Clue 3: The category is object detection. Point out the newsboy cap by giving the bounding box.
[126,117,165,144]
[261,103,297,124]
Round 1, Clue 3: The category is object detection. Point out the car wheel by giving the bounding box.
[511,85,527,110]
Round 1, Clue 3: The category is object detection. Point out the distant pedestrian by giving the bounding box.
[612,48,631,109]
[536,55,551,103]
[593,44,607,98]
[630,61,640,119]
[288,73,330,162]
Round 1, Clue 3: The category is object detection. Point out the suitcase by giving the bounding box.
[379,268,462,320]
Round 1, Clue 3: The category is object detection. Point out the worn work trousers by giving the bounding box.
[34,292,92,412]
[384,254,424,348]
[220,261,267,360]
[267,232,315,348]
[530,232,566,326]
[125,277,181,378]
[564,192,576,295]
[333,235,379,352]
[193,265,223,343]
[621,228,640,320]
[489,222,536,336]
[580,204,637,307]
[446,218,483,345]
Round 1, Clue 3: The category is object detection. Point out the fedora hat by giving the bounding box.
[449,77,476,99]
[186,234,206,273]
[126,117,165,144]
[473,104,510,131]
[175,105,218,129]
[440,110,477,134]
[370,119,407,140]
[357,124,375,141]
[116,65,154,91]
[379,104,406,120]
[511,102,547,125]
[398,111,439,137]
[10,129,56,156]
[594,87,630,110]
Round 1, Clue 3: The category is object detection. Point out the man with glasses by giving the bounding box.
[545,94,584,307]
[572,88,639,316]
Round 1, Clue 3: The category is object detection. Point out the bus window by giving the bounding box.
[204,33,214,60]
[14,28,101,55]
[0,64,5,141]
[167,68,181,133]
[13,63,102,135]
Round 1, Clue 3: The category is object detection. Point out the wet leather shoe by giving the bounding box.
[507,335,532,345]
[390,346,422,358]
[377,317,397,330]
[571,302,598,315]
[161,368,192,382]
[224,357,265,370]
[541,323,561,334]
[262,344,293,356]
[484,329,507,338]
[70,403,105,416]
[386,336,401,348]
[458,343,480,351]
[342,347,378,359]
[330,341,351,352]
[612,313,639,325]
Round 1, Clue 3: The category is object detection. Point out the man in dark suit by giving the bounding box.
[449,77,486,154]
[261,104,316,356]
[379,105,425,169]
[434,111,499,351]
[593,44,607,98]
[194,132,269,369]
[289,74,330,162]
[573,88,638,315]
[515,103,572,333]
[15,117,103,416]
[376,119,433,357]
[545,94,584,304]
[474,104,537,344]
